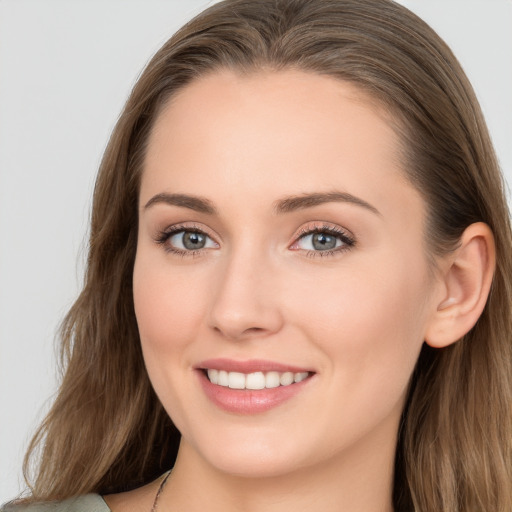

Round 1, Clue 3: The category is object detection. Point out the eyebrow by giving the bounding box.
[143,191,380,216]
[144,193,216,214]
[273,192,380,216]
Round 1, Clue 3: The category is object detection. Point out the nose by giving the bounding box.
[207,247,284,341]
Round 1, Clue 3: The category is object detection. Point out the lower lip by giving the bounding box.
[197,370,313,414]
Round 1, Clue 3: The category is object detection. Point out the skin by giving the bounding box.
[117,69,449,512]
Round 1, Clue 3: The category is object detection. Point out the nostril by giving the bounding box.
[212,324,270,340]
[245,327,265,333]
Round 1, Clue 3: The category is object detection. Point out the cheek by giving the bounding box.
[132,252,214,431]
[132,253,208,367]
[291,250,430,390]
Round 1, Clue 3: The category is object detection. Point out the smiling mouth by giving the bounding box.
[204,369,311,390]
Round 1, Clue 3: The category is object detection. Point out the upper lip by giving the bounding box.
[196,358,313,374]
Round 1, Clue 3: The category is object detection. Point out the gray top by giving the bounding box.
[1,495,111,512]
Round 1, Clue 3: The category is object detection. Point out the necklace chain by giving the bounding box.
[150,470,172,512]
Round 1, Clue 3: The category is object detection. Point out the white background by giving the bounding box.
[1,0,511,503]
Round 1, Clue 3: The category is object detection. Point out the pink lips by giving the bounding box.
[198,358,313,374]
[196,358,314,414]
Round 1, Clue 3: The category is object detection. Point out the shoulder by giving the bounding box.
[2,473,166,512]
[102,476,163,512]
[1,494,111,512]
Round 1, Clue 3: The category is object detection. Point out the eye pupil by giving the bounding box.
[183,231,206,249]
[312,233,337,250]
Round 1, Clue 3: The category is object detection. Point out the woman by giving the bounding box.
[4,0,511,511]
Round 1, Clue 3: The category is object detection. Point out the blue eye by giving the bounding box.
[169,230,217,251]
[157,227,218,255]
[296,232,343,251]
[292,225,355,256]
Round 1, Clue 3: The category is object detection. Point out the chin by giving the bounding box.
[207,451,308,479]
[183,426,321,479]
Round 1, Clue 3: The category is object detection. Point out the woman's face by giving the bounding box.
[134,70,441,478]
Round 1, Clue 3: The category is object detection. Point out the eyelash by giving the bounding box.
[155,223,212,258]
[155,223,356,259]
[292,224,356,258]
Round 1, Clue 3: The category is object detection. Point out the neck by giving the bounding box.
[161,430,397,512]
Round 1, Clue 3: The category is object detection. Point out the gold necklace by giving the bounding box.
[150,470,172,512]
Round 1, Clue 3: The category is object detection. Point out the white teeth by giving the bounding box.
[207,369,219,384]
[265,371,281,388]
[294,372,308,383]
[280,372,294,386]
[218,370,229,386]
[228,372,246,389]
[246,372,265,390]
[206,369,310,389]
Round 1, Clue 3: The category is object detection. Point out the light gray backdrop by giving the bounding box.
[1,0,511,502]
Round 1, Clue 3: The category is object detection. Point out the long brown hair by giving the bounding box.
[23,1,512,510]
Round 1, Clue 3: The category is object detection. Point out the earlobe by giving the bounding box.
[425,222,495,348]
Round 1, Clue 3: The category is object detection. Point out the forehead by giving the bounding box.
[141,69,420,221]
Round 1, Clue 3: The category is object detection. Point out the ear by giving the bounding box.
[425,222,496,348]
